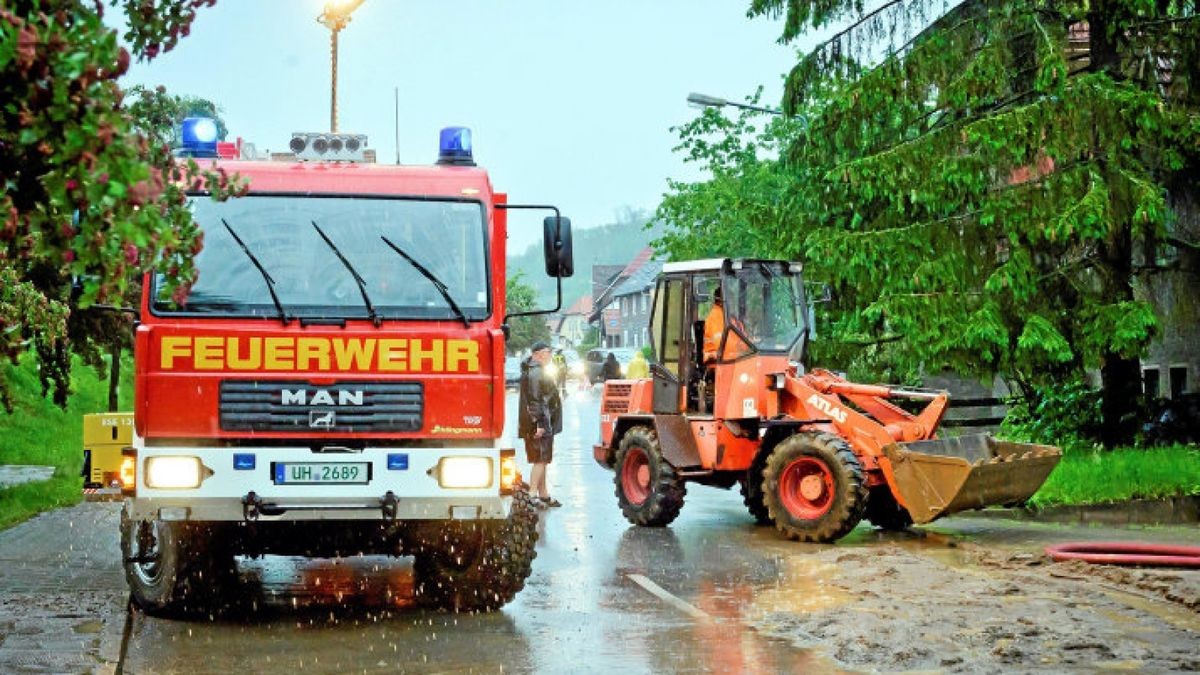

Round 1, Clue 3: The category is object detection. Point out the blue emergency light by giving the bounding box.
[180,117,219,157]
[437,126,475,166]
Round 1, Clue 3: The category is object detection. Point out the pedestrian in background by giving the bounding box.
[626,350,649,379]
[552,348,568,398]
[601,352,622,381]
[518,342,563,508]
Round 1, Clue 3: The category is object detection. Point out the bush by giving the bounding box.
[1003,380,1103,448]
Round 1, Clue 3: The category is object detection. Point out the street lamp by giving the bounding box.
[686,92,782,116]
[317,0,366,133]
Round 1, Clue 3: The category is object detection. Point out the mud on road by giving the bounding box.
[748,536,1200,673]
[1,499,1198,673]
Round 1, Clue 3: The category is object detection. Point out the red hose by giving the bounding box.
[1045,541,1200,568]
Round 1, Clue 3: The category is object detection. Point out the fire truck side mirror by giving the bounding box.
[543,216,574,278]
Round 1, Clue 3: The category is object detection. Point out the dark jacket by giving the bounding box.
[518,357,562,438]
[600,353,622,381]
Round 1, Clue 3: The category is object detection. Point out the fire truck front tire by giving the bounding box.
[613,425,686,527]
[763,432,867,543]
[120,507,234,615]
[412,486,539,612]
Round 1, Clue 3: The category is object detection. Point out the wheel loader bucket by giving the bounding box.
[882,435,1061,524]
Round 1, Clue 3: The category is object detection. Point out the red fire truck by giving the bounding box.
[121,124,572,613]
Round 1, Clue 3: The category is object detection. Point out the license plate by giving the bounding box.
[274,462,369,485]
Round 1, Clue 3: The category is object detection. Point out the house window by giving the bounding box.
[1169,366,1188,398]
[1143,367,1160,397]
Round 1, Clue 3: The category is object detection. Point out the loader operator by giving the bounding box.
[703,286,749,364]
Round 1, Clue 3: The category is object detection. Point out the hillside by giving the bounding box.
[508,212,664,307]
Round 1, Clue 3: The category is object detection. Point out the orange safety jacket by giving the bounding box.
[703,303,749,363]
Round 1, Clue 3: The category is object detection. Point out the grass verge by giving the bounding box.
[0,352,132,531]
[1029,444,1200,508]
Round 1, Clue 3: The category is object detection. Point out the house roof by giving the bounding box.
[563,293,593,316]
[613,260,663,298]
[587,247,655,322]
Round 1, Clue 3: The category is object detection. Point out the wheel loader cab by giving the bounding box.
[647,259,809,416]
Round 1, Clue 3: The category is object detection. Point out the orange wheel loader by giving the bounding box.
[593,259,1061,543]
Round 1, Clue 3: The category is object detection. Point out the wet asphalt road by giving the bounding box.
[1,385,1197,673]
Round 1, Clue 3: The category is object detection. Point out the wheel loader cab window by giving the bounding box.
[652,279,685,378]
[725,263,807,357]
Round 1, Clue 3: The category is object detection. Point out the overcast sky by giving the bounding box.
[121,1,807,252]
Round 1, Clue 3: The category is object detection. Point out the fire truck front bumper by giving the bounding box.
[126,445,516,522]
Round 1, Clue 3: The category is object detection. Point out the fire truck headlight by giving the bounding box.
[545,363,559,379]
[435,456,493,489]
[144,456,205,489]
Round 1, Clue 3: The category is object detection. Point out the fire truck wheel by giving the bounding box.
[120,508,225,615]
[739,450,772,526]
[614,425,686,527]
[763,432,867,543]
[864,487,914,531]
[413,486,539,612]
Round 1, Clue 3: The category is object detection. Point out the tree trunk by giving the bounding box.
[1099,353,1142,446]
[1088,4,1144,447]
[108,341,120,412]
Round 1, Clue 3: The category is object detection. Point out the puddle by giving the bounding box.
[72,620,104,634]
[748,559,851,616]
[1098,587,1200,633]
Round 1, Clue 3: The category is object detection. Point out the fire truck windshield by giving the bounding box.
[152,195,490,321]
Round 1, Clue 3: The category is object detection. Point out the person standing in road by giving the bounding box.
[552,348,568,398]
[518,342,563,508]
[626,350,650,379]
[600,352,622,381]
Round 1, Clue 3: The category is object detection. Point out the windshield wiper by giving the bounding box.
[380,236,471,328]
[312,221,381,327]
[222,219,289,325]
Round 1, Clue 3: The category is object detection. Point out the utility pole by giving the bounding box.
[317,0,367,133]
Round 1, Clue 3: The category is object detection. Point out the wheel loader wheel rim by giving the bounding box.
[621,447,652,505]
[779,457,834,520]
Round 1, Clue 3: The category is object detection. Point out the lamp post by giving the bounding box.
[686,92,782,115]
[317,0,366,133]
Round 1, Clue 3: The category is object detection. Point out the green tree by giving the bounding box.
[127,85,229,147]
[1,0,240,411]
[676,0,1197,444]
[506,273,551,354]
[656,89,809,261]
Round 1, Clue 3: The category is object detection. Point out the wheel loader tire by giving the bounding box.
[864,487,913,531]
[414,486,539,612]
[763,432,867,543]
[739,450,772,526]
[614,425,686,527]
[121,506,231,616]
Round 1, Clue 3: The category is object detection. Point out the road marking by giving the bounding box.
[626,574,713,622]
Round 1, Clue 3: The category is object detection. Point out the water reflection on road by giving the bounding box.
[123,386,839,674]
[117,385,1198,674]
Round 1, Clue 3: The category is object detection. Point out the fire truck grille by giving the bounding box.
[219,381,424,433]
